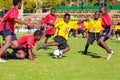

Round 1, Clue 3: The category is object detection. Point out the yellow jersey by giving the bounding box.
[88,19,102,33]
[54,20,73,40]
[84,21,89,29]
[114,25,120,31]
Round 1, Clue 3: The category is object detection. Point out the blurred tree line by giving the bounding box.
[0,0,119,13]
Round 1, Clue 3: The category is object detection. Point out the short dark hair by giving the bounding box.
[51,8,56,11]
[94,11,100,15]
[13,0,22,6]
[34,30,43,36]
[64,13,71,18]
[100,6,107,11]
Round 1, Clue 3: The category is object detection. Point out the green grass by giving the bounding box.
[0,33,120,80]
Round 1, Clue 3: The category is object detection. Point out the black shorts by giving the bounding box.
[45,34,52,38]
[77,29,84,34]
[27,26,31,30]
[115,30,120,35]
[87,32,101,44]
[54,36,69,50]
[102,29,113,41]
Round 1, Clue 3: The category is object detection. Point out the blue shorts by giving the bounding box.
[102,29,113,41]
[1,29,17,41]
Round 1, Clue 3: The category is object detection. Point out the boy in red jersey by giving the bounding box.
[40,8,57,44]
[0,0,33,62]
[98,6,114,60]
[3,30,43,60]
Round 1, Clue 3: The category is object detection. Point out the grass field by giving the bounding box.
[0,33,120,80]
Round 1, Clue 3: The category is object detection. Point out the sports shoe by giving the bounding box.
[82,51,87,55]
[0,59,6,62]
[106,50,114,60]
[36,44,47,50]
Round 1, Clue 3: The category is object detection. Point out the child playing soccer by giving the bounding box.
[98,6,114,60]
[40,8,57,44]
[0,0,33,62]
[37,13,73,58]
[83,11,102,55]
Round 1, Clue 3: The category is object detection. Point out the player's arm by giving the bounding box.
[14,18,33,27]
[27,46,34,61]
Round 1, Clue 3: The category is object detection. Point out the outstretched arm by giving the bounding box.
[14,19,33,27]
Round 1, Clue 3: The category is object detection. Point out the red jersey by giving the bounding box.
[0,18,2,24]
[18,35,36,49]
[101,13,112,29]
[0,7,18,33]
[40,14,57,34]
[78,23,84,30]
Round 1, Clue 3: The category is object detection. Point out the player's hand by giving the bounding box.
[28,55,34,61]
[27,22,34,28]
[64,27,68,33]
[108,33,111,38]
[32,52,36,57]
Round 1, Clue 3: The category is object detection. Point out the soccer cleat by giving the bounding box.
[36,44,47,50]
[0,59,6,62]
[106,50,114,60]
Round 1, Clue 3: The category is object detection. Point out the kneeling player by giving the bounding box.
[5,30,43,60]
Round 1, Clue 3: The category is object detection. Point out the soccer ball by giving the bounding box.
[53,49,62,58]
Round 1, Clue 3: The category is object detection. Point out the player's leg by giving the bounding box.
[0,35,12,55]
[98,36,110,52]
[83,33,95,54]
[10,34,19,49]
[61,47,70,54]
[44,34,52,44]
[0,35,12,62]
[98,30,114,60]
[36,36,60,50]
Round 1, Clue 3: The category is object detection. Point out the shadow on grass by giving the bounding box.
[77,51,101,58]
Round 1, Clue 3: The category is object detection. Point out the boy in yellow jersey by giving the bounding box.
[115,20,120,40]
[83,11,102,55]
[36,13,72,58]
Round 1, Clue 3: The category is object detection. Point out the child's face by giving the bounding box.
[100,8,106,15]
[18,2,22,9]
[64,16,70,23]
[94,12,100,19]
[35,35,43,41]
[51,10,56,16]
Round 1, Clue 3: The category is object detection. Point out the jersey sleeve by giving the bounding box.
[40,15,49,26]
